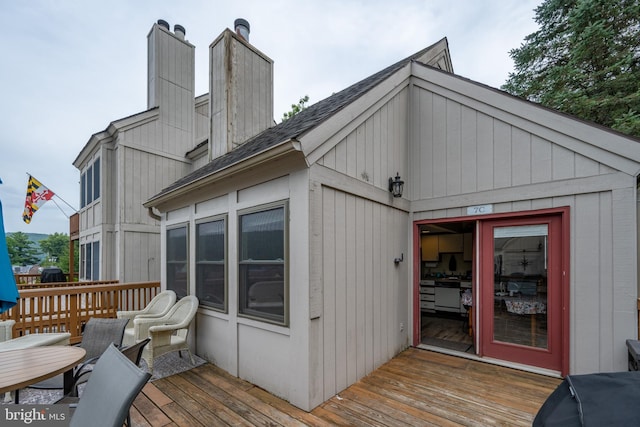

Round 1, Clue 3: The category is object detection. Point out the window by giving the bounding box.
[238,204,287,324]
[80,158,101,208]
[80,241,100,280]
[92,241,99,280]
[86,165,93,204]
[167,225,188,299]
[196,218,226,310]
[93,158,100,200]
[80,173,86,208]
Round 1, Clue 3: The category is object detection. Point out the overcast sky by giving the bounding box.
[0,0,540,234]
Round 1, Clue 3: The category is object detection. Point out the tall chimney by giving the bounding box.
[234,18,250,42]
[209,19,273,160]
[147,19,195,155]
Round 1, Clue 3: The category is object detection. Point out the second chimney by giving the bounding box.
[234,18,250,42]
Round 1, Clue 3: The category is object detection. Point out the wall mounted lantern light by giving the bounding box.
[388,173,404,198]
[394,253,404,265]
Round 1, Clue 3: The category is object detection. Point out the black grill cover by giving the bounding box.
[534,371,640,426]
[40,267,66,283]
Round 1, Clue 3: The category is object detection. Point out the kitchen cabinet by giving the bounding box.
[463,233,473,261]
[421,235,439,261]
[438,234,463,253]
[419,280,435,312]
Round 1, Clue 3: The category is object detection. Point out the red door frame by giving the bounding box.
[412,207,569,376]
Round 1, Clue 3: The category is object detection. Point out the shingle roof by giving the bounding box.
[149,39,448,202]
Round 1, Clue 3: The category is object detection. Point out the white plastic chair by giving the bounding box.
[0,320,15,342]
[119,290,176,346]
[132,295,199,373]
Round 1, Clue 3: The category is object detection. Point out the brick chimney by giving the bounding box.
[208,19,274,160]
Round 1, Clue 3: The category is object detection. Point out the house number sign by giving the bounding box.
[467,204,493,215]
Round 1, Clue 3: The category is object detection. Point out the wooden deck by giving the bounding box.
[130,348,561,426]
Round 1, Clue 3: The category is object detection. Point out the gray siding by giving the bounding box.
[121,230,160,282]
[410,88,616,200]
[311,90,412,403]
[317,88,409,192]
[408,79,638,373]
[318,186,408,401]
[209,30,274,160]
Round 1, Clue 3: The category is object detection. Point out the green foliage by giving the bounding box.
[502,0,640,137]
[7,231,41,266]
[39,232,72,272]
[282,95,310,122]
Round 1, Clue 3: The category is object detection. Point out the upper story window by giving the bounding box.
[238,203,288,325]
[80,157,101,208]
[80,241,100,281]
[196,218,226,311]
[167,225,188,299]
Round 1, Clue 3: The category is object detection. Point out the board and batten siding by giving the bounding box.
[409,87,618,200]
[108,134,190,282]
[310,89,411,403]
[316,88,408,193]
[409,82,638,373]
[318,185,409,402]
[120,230,160,282]
[209,30,273,160]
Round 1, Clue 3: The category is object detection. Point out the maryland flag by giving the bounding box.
[22,175,55,224]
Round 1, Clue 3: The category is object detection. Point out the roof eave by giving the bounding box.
[72,108,159,167]
[144,138,302,209]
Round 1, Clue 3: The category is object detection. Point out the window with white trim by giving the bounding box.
[80,241,100,280]
[80,158,101,208]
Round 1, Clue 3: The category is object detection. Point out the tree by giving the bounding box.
[39,232,71,271]
[502,0,640,137]
[6,232,41,266]
[282,95,310,122]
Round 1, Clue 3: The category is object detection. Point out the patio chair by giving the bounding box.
[120,337,151,366]
[0,319,15,342]
[132,295,199,373]
[67,344,151,427]
[30,317,129,391]
[59,338,151,426]
[118,290,176,346]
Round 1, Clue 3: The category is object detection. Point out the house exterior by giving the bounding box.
[78,18,640,412]
[73,21,210,282]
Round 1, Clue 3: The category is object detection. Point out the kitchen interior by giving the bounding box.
[419,222,475,353]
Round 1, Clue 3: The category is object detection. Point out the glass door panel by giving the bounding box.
[480,214,563,373]
[493,225,547,348]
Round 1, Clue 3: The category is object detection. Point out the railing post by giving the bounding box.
[69,293,80,342]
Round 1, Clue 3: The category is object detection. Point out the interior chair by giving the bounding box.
[65,344,151,427]
[30,317,129,391]
[118,290,176,346]
[131,295,199,374]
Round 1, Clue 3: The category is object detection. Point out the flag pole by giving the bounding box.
[25,172,78,214]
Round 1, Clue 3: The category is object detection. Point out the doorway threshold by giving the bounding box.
[416,344,562,378]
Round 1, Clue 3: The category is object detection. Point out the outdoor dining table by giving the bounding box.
[0,346,86,403]
[502,295,547,347]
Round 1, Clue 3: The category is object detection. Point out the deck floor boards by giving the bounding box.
[132,347,560,426]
